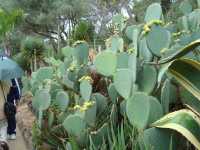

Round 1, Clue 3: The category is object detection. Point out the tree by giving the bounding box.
[0,8,23,54]
[73,21,95,42]
[0,0,92,52]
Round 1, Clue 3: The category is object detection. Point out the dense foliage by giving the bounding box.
[1,0,200,150]
[19,1,200,150]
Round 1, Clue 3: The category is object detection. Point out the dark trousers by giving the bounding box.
[7,115,16,134]
[6,100,16,135]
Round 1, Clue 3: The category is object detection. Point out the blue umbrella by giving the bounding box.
[0,56,23,80]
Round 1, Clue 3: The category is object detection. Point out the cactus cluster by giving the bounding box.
[25,2,200,150]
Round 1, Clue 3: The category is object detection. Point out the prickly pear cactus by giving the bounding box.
[94,51,117,76]
[28,2,200,149]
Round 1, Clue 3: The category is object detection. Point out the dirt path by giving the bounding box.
[8,126,27,150]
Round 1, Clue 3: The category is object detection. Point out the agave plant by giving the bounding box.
[25,1,200,150]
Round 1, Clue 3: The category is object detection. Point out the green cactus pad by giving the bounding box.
[138,65,157,94]
[114,68,133,99]
[61,46,73,58]
[125,25,141,52]
[126,92,150,129]
[73,41,89,65]
[146,25,171,57]
[179,0,193,15]
[55,91,69,111]
[149,96,163,123]
[35,67,54,82]
[117,52,129,69]
[32,89,51,111]
[63,114,86,136]
[128,54,137,83]
[188,10,200,31]
[80,80,92,101]
[145,3,162,22]
[84,101,97,127]
[125,25,141,41]
[108,35,124,52]
[62,73,74,89]
[94,51,117,76]
[139,38,153,62]
[126,92,163,129]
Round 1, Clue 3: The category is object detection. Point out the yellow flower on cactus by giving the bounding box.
[148,20,164,26]
[127,48,135,54]
[143,24,151,34]
[73,101,95,112]
[73,40,86,46]
[80,107,88,112]
[73,105,81,109]
[78,75,93,83]
[67,63,76,72]
[84,101,95,107]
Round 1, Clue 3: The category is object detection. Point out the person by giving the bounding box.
[6,78,21,140]
[0,81,11,141]
[0,140,9,150]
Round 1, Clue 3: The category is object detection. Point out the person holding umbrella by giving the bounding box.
[0,80,11,141]
[6,78,21,140]
[0,54,23,141]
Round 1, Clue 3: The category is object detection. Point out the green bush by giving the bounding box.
[26,2,200,150]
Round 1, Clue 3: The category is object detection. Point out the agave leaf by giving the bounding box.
[157,62,172,87]
[92,93,108,115]
[158,39,200,64]
[120,100,126,117]
[108,83,118,104]
[152,109,200,149]
[90,123,109,147]
[48,110,54,128]
[180,88,200,115]
[168,59,200,101]
[68,137,80,150]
